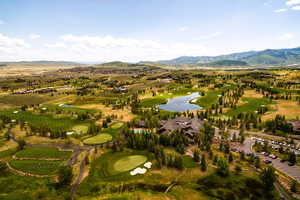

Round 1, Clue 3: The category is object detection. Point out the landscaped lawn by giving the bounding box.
[196,85,234,108]
[0,109,92,134]
[83,151,150,181]
[9,160,62,175]
[15,147,72,159]
[113,155,147,172]
[72,124,90,134]
[139,97,167,107]
[110,122,124,129]
[42,104,97,115]
[226,97,271,116]
[83,133,113,145]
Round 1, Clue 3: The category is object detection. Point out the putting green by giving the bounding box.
[83,133,112,145]
[113,155,147,172]
[111,122,123,129]
[72,124,89,134]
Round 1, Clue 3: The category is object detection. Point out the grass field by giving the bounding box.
[0,170,65,200]
[0,94,50,106]
[42,104,97,115]
[262,100,300,120]
[139,97,167,107]
[0,149,15,159]
[83,134,113,145]
[77,104,135,122]
[196,85,234,108]
[9,160,62,175]
[226,97,271,116]
[15,147,72,159]
[113,155,147,172]
[0,109,92,134]
[84,151,150,181]
[72,124,90,134]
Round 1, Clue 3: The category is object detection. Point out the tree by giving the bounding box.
[255,157,261,168]
[235,165,242,174]
[288,152,297,165]
[57,166,73,186]
[216,157,229,177]
[0,161,7,174]
[290,180,298,193]
[239,134,245,144]
[228,152,233,163]
[193,149,200,162]
[201,154,207,172]
[175,156,184,170]
[259,167,276,190]
[16,139,26,151]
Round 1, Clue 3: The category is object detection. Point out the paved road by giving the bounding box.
[228,129,300,146]
[237,137,300,183]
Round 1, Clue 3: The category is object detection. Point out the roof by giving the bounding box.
[287,120,300,132]
[159,117,204,138]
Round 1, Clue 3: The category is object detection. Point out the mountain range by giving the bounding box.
[151,47,300,66]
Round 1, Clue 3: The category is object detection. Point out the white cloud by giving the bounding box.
[45,42,66,48]
[274,8,288,13]
[278,33,294,40]
[194,32,223,40]
[0,34,210,62]
[178,27,188,32]
[286,0,300,6]
[0,33,29,54]
[292,5,300,10]
[0,20,4,25]
[28,34,41,39]
[54,34,208,62]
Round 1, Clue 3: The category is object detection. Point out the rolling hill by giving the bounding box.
[153,47,300,66]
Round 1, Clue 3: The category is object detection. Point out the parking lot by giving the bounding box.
[236,137,300,183]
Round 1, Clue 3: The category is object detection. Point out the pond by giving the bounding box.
[157,92,202,112]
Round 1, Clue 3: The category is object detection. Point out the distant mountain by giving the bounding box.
[97,61,146,68]
[0,61,81,66]
[97,61,164,69]
[205,60,248,66]
[153,47,300,66]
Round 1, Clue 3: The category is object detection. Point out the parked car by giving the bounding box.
[264,160,272,164]
[280,159,286,163]
[288,162,295,166]
[269,154,277,159]
[264,152,270,156]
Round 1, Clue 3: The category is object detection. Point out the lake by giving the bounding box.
[157,92,202,112]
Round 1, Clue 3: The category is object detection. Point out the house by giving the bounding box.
[286,120,300,134]
[159,117,205,142]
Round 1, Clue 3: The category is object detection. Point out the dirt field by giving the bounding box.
[77,104,136,122]
[262,100,300,121]
[0,63,78,77]
[243,90,263,98]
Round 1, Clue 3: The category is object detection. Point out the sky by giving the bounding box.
[0,0,300,62]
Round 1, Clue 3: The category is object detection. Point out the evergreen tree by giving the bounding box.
[200,154,207,172]
[259,167,276,190]
[57,166,73,186]
[216,157,229,177]
[193,149,200,162]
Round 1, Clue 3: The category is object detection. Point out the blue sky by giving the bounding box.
[0,0,300,62]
